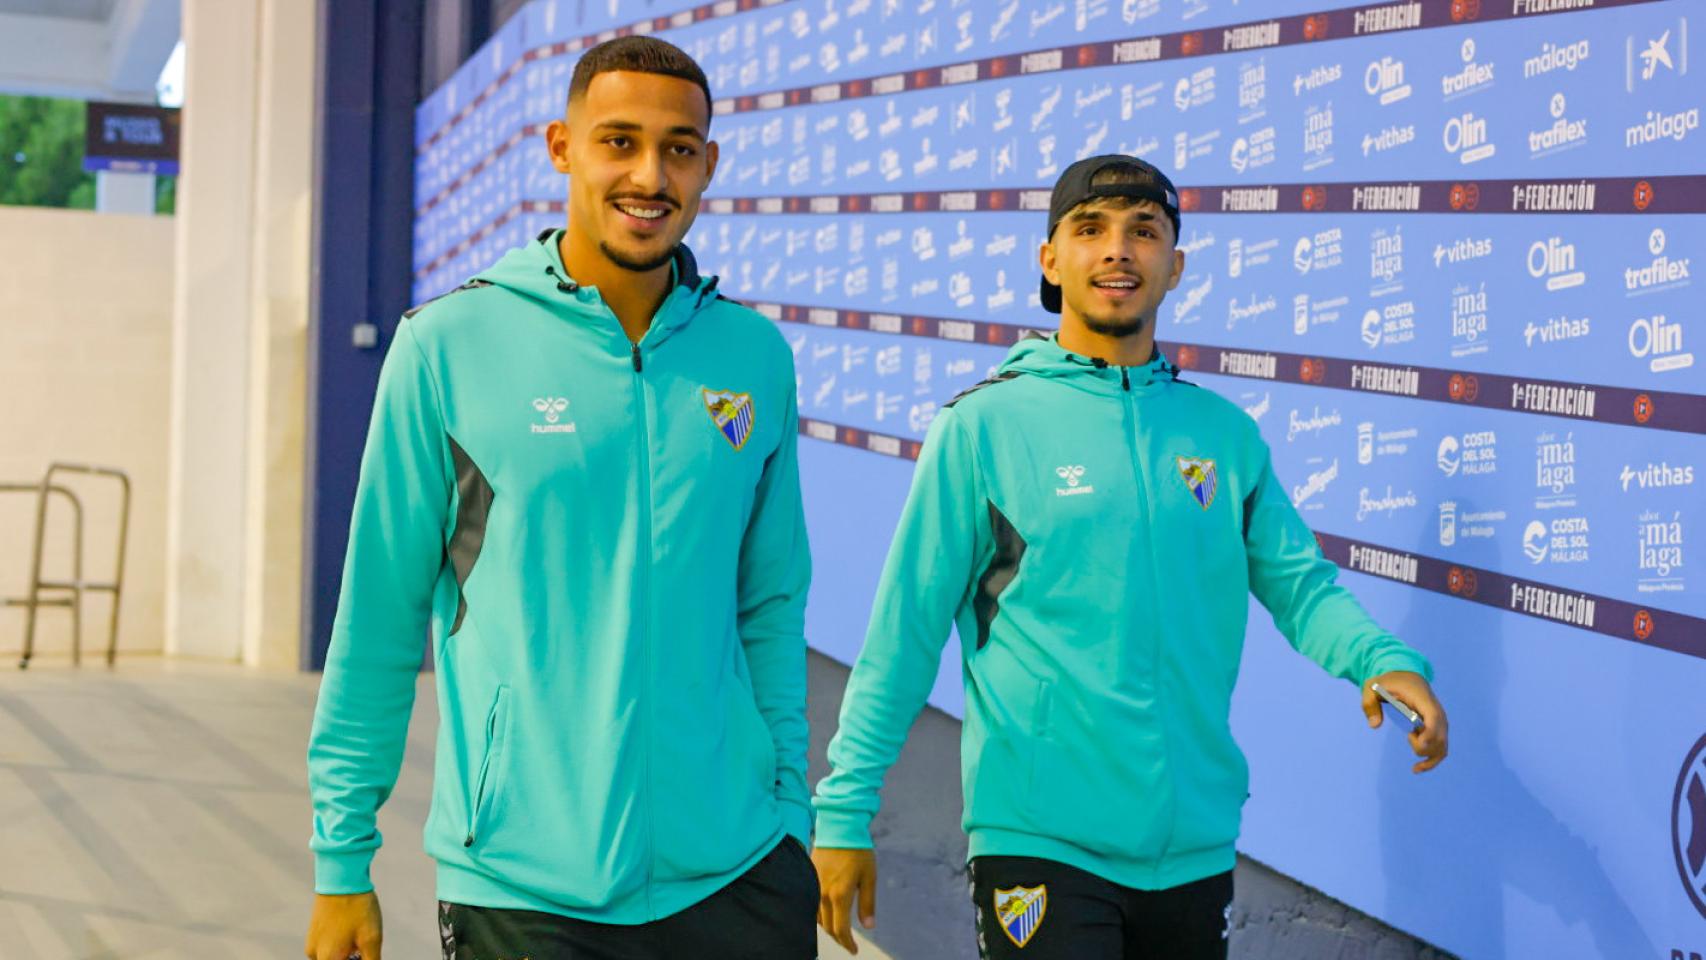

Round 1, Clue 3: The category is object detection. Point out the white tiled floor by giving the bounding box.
[0,660,886,959]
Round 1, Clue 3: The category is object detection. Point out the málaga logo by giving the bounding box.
[994,885,1047,948]
[703,388,755,450]
[1177,456,1218,509]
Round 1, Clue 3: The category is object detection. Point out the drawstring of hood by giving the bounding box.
[473,229,722,357]
[1000,332,1180,396]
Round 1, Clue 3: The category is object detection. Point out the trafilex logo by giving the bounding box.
[1625,228,1691,295]
[1442,37,1496,98]
[1528,92,1589,157]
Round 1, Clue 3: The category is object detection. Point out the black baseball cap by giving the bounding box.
[1040,155,1181,314]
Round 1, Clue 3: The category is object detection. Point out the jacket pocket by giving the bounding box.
[1022,680,1171,862]
[464,684,511,848]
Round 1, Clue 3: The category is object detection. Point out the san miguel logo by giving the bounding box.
[1300,357,1327,384]
[1448,373,1480,402]
[1450,182,1481,211]
[1674,733,1706,920]
[1303,14,1330,40]
[1301,185,1328,211]
[1450,0,1481,22]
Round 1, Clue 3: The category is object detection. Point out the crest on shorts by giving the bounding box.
[1176,456,1218,510]
[994,884,1047,948]
[703,388,755,450]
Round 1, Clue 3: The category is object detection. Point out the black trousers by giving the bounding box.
[970,856,1233,960]
[438,837,819,960]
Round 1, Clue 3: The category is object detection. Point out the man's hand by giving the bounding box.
[812,846,877,954]
[1363,671,1449,774]
[304,891,383,960]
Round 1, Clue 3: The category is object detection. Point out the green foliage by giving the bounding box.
[155,172,176,214]
[0,94,96,209]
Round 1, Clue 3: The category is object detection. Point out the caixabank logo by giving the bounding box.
[1673,732,1706,929]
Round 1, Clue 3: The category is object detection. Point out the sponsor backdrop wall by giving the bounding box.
[413,1,1705,956]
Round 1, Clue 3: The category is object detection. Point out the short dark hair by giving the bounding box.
[567,36,712,116]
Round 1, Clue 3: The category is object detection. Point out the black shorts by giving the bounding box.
[969,855,1233,960]
[438,836,819,960]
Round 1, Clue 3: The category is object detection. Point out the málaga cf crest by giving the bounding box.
[703,388,755,451]
[1176,456,1218,510]
[993,884,1047,948]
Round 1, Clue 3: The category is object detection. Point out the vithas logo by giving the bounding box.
[1621,461,1696,491]
[1524,315,1590,347]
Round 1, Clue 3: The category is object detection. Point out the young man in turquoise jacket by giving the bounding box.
[811,156,1450,959]
[304,38,817,960]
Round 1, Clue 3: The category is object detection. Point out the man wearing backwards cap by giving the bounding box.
[810,156,1449,959]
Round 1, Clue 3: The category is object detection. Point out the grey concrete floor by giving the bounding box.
[0,659,886,960]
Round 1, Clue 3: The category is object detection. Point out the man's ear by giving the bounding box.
[545,118,572,175]
[1039,240,1060,285]
[1167,248,1185,291]
[704,139,720,185]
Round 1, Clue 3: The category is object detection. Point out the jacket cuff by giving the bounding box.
[1365,648,1434,684]
[811,808,875,851]
[314,848,376,896]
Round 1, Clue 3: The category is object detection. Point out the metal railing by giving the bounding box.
[2,463,131,669]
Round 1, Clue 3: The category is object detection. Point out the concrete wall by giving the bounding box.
[0,206,175,660]
[165,0,315,668]
[805,652,1457,960]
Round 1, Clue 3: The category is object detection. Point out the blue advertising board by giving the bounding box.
[413,2,1706,956]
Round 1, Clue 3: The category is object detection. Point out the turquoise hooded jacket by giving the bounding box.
[813,333,1431,890]
[307,231,811,923]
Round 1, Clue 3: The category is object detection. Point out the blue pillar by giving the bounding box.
[302,0,426,670]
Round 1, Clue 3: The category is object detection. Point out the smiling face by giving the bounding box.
[547,70,719,274]
[1040,198,1184,339]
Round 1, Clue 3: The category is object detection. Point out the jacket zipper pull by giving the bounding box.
[1121,366,1131,391]
[631,344,643,373]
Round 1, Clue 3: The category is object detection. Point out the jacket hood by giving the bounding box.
[476,229,721,345]
[997,332,1179,394]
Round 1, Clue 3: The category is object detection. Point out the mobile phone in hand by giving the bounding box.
[1371,682,1423,732]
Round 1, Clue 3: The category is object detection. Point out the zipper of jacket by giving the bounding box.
[566,270,659,911]
[1114,360,1180,874]
[627,320,657,914]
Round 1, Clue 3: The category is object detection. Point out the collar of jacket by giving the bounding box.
[475,228,721,349]
[996,331,1180,396]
